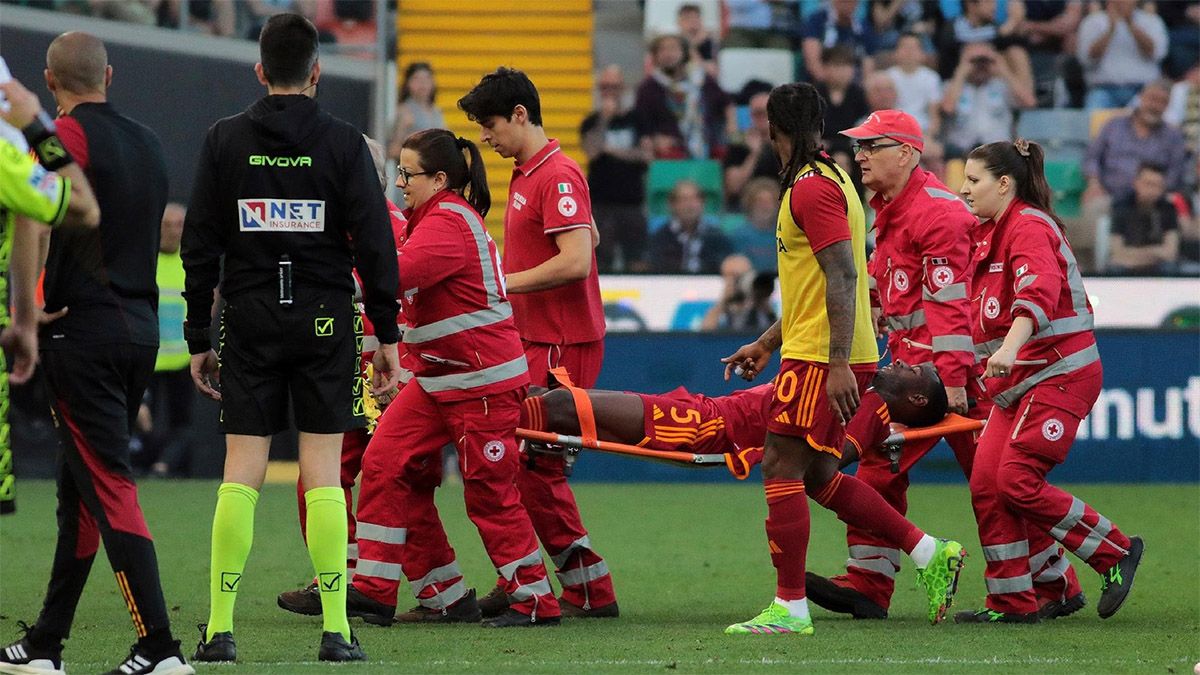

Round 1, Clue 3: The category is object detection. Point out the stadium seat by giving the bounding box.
[1044,160,1085,219]
[1094,214,1113,272]
[945,158,965,194]
[1016,109,1090,154]
[646,159,724,217]
[718,49,795,94]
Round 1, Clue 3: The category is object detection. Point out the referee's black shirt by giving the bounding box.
[182,94,399,343]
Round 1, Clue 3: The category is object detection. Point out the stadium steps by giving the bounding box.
[397,0,594,245]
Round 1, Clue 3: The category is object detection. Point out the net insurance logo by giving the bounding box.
[238,199,326,232]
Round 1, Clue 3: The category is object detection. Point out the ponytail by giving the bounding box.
[457,136,491,217]
[403,129,491,217]
[967,139,1063,230]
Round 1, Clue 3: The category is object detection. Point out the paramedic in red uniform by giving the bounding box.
[352,129,561,628]
[459,67,617,619]
[953,139,1143,623]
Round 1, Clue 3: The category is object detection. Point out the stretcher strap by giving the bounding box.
[882,413,984,446]
[549,366,598,446]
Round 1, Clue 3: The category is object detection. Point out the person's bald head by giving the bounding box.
[46,32,111,97]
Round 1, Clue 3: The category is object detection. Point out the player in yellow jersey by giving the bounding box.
[721,83,966,636]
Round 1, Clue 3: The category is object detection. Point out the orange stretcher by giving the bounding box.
[516,413,986,472]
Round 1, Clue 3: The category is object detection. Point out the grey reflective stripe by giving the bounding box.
[1034,555,1070,583]
[985,573,1033,594]
[975,336,1005,359]
[417,355,528,393]
[1021,208,1089,314]
[353,275,363,303]
[509,577,553,602]
[1050,497,1086,540]
[498,549,543,580]
[1031,314,1095,341]
[347,543,359,559]
[848,545,901,566]
[923,282,967,302]
[357,522,407,545]
[982,540,1029,562]
[404,304,514,345]
[847,557,896,578]
[361,335,380,353]
[439,201,501,306]
[418,579,467,610]
[415,561,462,591]
[932,334,975,353]
[885,309,926,331]
[551,535,593,568]
[1016,273,1039,292]
[925,187,960,201]
[557,561,610,587]
[1027,543,1058,571]
[1073,515,1114,561]
[356,558,403,581]
[1012,299,1051,332]
[992,344,1100,408]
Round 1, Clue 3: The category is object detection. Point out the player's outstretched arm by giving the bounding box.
[721,320,781,381]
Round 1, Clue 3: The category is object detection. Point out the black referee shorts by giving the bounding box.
[218,290,364,436]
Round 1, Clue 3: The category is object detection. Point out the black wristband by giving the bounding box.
[184,322,212,355]
[22,111,74,171]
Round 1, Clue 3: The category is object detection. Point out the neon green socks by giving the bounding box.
[206,482,258,640]
[305,486,351,640]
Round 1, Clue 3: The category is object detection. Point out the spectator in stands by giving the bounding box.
[635,34,731,160]
[887,32,942,136]
[1084,80,1188,210]
[157,0,235,36]
[1107,163,1179,274]
[647,180,732,274]
[581,64,652,273]
[936,0,1034,103]
[1017,0,1084,106]
[724,0,797,49]
[143,202,196,477]
[863,70,899,113]
[1164,65,1200,159]
[1177,164,1200,274]
[728,178,780,272]
[700,255,778,332]
[940,41,1035,157]
[802,0,878,82]
[86,0,156,25]
[870,0,940,51]
[1154,0,1200,79]
[920,138,949,184]
[722,91,780,208]
[1076,0,1168,111]
[817,45,870,166]
[677,3,718,77]
[387,62,446,162]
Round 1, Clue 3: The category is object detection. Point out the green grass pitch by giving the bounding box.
[1,480,1197,673]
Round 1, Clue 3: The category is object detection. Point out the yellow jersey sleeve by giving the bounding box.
[0,139,70,227]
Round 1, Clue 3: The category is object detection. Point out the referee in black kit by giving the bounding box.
[0,33,194,675]
[183,13,401,664]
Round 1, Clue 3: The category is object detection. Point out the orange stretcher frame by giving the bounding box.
[516,413,985,469]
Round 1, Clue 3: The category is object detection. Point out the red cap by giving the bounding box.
[840,110,924,153]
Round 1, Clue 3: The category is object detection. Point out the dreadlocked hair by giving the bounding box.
[767,82,841,197]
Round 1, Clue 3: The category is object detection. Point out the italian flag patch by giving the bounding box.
[557,182,573,194]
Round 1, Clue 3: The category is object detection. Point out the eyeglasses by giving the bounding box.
[852,141,903,155]
[396,166,432,184]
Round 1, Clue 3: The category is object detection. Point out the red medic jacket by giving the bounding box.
[969,199,1099,409]
[398,190,529,401]
[868,168,976,388]
[354,199,416,380]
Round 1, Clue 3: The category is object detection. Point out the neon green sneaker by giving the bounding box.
[724,602,814,635]
[914,539,966,624]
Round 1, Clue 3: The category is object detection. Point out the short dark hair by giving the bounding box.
[1137,162,1166,176]
[678,3,701,15]
[458,67,543,126]
[910,371,949,427]
[259,13,319,88]
[897,31,924,47]
[821,44,857,66]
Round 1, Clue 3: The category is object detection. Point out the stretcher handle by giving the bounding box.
[882,413,984,447]
[517,428,715,465]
